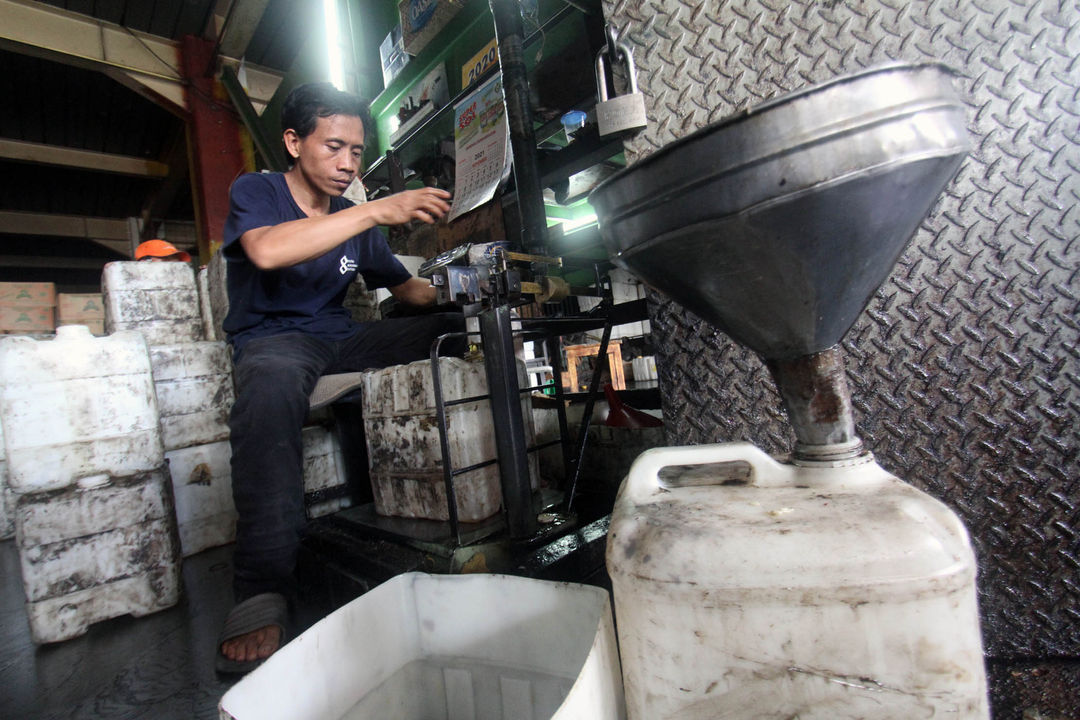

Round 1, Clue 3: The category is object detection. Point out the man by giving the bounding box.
[216,82,463,673]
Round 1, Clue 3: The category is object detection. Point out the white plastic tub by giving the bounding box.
[219,573,624,720]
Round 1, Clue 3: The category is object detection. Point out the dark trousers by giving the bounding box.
[227,313,465,602]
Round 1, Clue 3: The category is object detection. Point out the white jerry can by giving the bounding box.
[102,260,204,345]
[301,424,351,519]
[149,341,234,451]
[15,467,181,644]
[165,439,236,557]
[0,325,164,493]
[361,358,538,523]
[606,442,989,719]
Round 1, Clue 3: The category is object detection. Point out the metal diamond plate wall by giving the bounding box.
[599,0,1080,668]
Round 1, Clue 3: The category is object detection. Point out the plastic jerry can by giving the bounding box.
[102,260,203,345]
[361,358,538,522]
[606,442,989,719]
[0,325,164,493]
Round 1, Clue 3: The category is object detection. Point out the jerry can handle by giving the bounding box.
[623,442,796,504]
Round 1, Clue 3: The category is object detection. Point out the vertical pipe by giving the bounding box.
[430,335,461,544]
[765,347,864,462]
[565,321,612,513]
[489,0,548,254]
[545,335,574,490]
[480,306,536,538]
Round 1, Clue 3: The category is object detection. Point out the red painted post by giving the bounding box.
[179,35,247,263]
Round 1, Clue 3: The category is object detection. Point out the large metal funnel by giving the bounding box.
[589,63,970,360]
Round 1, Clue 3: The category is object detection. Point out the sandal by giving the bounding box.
[215,592,289,675]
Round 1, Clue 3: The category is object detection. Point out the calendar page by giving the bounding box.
[447,73,511,222]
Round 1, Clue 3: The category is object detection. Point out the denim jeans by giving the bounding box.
[227,313,465,602]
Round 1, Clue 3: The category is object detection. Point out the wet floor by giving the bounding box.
[2,540,249,720]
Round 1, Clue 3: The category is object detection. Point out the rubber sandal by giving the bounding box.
[215,592,289,675]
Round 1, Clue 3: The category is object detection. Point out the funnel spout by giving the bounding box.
[766,348,864,462]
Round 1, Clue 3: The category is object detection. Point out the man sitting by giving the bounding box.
[216,81,463,674]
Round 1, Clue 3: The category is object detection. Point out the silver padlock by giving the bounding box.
[595,29,648,138]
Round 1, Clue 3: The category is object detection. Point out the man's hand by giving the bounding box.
[389,276,438,307]
[367,187,452,226]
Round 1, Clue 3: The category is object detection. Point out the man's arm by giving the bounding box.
[388,276,438,307]
[240,187,451,270]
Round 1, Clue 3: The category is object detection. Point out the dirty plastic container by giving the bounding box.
[219,572,624,720]
[0,325,164,493]
[197,249,230,342]
[301,424,351,518]
[607,442,989,719]
[15,466,181,643]
[362,358,538,522]
[102,260,204,345]
[0,417,11,539]
[150,341,234,451]
[165,440,236,556]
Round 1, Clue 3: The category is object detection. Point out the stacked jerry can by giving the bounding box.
[104,261,236,557]
[0,326,180,643]
[200,250,365,520]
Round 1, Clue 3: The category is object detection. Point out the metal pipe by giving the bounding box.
[564,320,612,513]
[431,333,463,544]
[765,347,864,462]
[489,0,548,254]
[546,335,575,494]
[480,305,537,538]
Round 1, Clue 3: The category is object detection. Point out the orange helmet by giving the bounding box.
[134,239,191,262]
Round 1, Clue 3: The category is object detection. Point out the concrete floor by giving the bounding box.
[1,540,246,720]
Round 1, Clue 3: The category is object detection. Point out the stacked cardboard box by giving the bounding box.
[0,282,56,334]
[57,293,105,335]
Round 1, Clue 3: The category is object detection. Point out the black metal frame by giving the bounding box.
[427,311,616,546]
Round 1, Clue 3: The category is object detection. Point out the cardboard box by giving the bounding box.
[0,306,55,334]
[57,293,105,321]
[398,0,464,56]
[0,282,56,308]
[57,293,105,335]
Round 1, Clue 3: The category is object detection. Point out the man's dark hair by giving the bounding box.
[280,82,373,140]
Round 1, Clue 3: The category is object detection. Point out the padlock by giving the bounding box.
[595,31,648,138]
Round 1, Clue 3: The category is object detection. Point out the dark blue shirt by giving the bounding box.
[222,172,410,350]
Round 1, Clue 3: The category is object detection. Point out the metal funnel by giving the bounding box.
[589,63,970,361]
[589,63,969,460]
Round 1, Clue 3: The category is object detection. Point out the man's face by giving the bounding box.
[285,113,365,197]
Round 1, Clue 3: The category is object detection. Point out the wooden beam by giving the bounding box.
[0,0,282,116]
[0,138,170,178]
[0,254,117,270]
[216,0,272,59]
[0,210,130,240]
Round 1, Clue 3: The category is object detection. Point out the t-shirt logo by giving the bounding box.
[339,255,358,274]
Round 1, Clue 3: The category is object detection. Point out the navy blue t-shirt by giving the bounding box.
[222,172,411,350]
